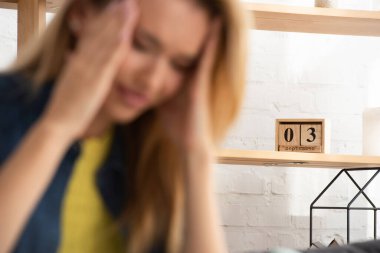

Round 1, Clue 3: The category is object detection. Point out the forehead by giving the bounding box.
[138,0,210,56]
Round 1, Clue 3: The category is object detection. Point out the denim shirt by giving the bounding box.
[0,72,128,253]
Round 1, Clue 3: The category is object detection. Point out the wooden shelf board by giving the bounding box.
[246,3,380,36]
[0,3,16,9]
[0,0,58,12]
[0,0,16,10]
[2,1,380,36]
[217,149,380,169]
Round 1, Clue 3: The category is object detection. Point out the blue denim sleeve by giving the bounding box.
[0,72,31,125]
[0,72,42,164]
[0,72,32,98]
[0,73,26,162]
[0,72,53,165]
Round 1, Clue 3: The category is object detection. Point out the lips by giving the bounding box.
[116,84,149,109]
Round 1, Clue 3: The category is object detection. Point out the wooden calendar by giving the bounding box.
[275,119,329,153]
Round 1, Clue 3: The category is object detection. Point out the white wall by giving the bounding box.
[1,1,380,253]
[218,29,380,252]
[0,9,54,69]
[217,1,380,252]
[0,8,17,69]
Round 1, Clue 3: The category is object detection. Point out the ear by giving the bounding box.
[67,1,98,37]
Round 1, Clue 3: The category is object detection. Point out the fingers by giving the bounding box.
[187,18,221,103]
[75,0,139,71]
[107,0,140,60]
[102,0,139,45]
[81,0,139,46]
[104,0,139,43]
[121,0,140,43]
[198,18,221,79]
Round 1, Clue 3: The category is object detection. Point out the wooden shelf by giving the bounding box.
[246,3,380,36]
[217,149,380,169]
[2,1,380,51]
[2,1,380,36]
[0,0,16,10]
[0,0,59,12]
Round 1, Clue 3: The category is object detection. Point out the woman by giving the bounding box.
[0,0,247,252]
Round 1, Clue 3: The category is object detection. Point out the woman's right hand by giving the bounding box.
[40,0,139,141]
[0,3,139,251]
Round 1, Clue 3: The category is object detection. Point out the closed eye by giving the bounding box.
[133,28,161,53]
[132,37,150,52]
[171,61,195,73]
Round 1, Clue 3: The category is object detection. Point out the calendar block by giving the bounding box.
[278,123,300,151]
[301,124,322,146]
[276,119,329,153]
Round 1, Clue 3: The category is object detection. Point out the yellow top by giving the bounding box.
[58,130,124,253]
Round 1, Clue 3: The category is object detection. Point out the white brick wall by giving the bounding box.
[0,8,17,69]
[1,1,380,253]
[218,24,380,253]
[0,9,54,69]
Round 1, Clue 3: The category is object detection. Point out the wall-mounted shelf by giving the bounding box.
[0,0,16,10]
[0,0,58,12]
[2,1,380,51]
[217,149,380,169]
[246,3,380,37]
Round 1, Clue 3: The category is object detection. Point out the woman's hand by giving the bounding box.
[158,20,228,253]
[40,0,139,141]
[0,5,139,250]
[158,20,221,162]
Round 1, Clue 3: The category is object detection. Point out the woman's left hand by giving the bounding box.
[159,21,228,253]
[158,20,221,163]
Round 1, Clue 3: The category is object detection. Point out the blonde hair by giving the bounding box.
[5,0,248,252]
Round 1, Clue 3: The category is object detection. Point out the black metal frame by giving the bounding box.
[310,167,380,246]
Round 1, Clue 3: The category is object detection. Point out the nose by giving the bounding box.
[139,57,167,94]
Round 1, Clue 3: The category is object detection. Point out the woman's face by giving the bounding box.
[101,0,211,122]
